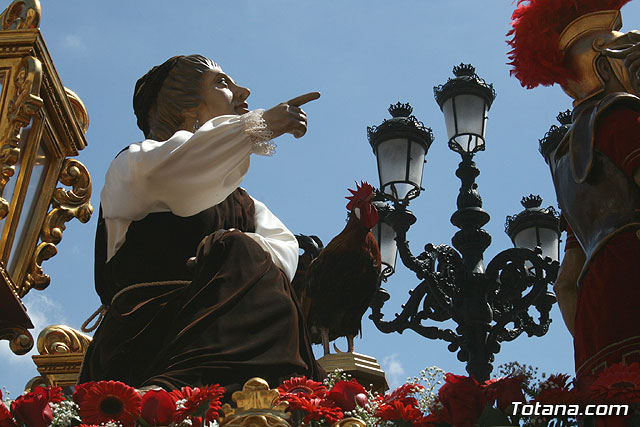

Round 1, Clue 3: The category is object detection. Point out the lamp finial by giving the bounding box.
[453,63,476,77]
[388,102,413,118]
[556,109,572,125]
[521,194,543,209]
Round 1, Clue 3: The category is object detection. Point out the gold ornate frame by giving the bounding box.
[0,0,92,356]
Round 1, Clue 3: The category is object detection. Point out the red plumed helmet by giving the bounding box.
[507,0,631,89]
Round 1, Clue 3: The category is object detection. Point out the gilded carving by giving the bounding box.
[31,352,86,387]
[221,378,290,427]
[0,0,40,30]
[21,241,55,294]
[23,158,92,294]
[0,54,42,219]
[36,324,91,355]
[42,158,92,243]
[221,414,291,427]
[24,376,50,393]
[0,325,33,355]
[65,87,89,134]
[332,418,367,427]
[28,325,90,387]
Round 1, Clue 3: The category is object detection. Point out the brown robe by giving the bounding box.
[79,188,321,394]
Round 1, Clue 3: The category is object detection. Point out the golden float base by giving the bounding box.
[318,352,389,393]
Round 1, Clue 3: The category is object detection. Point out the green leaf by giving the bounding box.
[136,414,152,426]
[477,404,516,427]
[583,414,596,427]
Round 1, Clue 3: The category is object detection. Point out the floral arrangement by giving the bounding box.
[276,363,640,427]
[0,381,224,427]
[2,362,640,427]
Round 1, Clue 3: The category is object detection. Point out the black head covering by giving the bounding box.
[133,55,184,137]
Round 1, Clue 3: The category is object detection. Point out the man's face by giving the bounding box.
[196,67,251,122]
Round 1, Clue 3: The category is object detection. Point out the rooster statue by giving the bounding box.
[305,181,382,355]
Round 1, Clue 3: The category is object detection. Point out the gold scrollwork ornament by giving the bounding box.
[24,376,50,393]
[332,418,368,427]
[0,325,33,355]
[0,55,43,219]
[36,324,91,355]
[42,158,93,244]
[23,159,92,294]
[221,378,290,427]
[0,0,41,30]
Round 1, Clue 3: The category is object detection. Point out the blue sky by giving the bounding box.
[3,0,639,397]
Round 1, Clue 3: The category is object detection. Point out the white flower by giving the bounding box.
[175,398,188,410]
[49,400,81,427]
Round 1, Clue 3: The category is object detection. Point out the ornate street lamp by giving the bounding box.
[371,200,398,278]
[367,102,434,205]
[506,195,561,263]
[435,63,495,155]
[368,64,560,381]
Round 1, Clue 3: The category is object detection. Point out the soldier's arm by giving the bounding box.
[553,246,585,336]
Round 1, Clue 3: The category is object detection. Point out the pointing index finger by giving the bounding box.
[288,92,321,107]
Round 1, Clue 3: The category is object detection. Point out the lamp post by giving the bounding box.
[367,64,560,381]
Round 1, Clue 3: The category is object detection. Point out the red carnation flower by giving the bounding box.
[535,373,582,406]
[376,399,424,423]
[417,413,445,427]
[141,389,176,425]
[79,380,142,427]
[73,382,97,406]
[327,379,367,411]
[590,362,640,404]
[42,386,64,404]
[10,387,54,427]
[288,394,344,424]
[0,400,16,427]
[173,384,225,424]
[278,376,327,398]
[483,375,526,411]
[437,373,486,427]
[169,385,197,402]
[377,383,423,408]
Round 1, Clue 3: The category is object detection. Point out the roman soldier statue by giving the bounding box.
[508,0,640,392]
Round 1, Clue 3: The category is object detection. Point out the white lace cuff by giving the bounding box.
[243,109,275,156]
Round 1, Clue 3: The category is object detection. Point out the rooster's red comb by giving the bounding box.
[346,181,375,211]
[507,0,631,89]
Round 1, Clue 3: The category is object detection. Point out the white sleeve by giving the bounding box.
[102,110,274,260]
[244,197,299,283]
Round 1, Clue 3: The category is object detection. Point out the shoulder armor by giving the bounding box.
[569,92,640,183]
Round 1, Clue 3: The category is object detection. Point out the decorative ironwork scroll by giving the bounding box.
[370,155,559,381]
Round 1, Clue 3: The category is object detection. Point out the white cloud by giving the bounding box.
[0,293,68,397]
[382,353,406,389]
[63,34,86,51]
